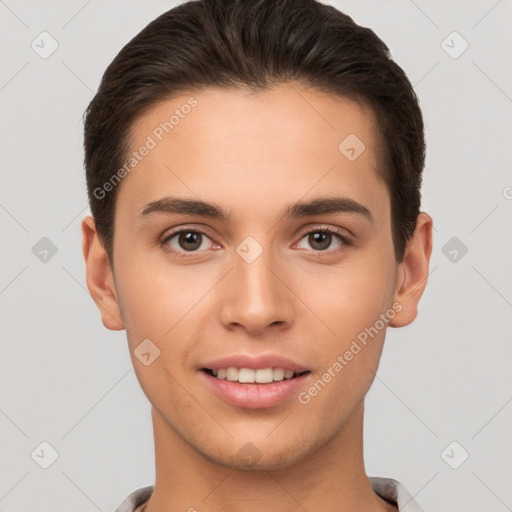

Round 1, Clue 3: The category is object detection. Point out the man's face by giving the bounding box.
[108,84,401,469]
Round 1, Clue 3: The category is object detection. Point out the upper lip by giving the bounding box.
[201,354,309,373]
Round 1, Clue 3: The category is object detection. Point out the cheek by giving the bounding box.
[294,255,395,394]
[114,263,196,407]
[113,252,210,380]
[298,259,393,336]
[113,249,188,337]
[296,275,390,422]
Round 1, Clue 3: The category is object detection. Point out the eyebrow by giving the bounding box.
[139,195,373,223]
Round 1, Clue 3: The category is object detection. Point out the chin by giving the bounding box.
[200,436,313,471]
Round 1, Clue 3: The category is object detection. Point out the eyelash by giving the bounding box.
[161,225,352,258]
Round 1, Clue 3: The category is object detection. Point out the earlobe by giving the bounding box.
[389,212,433,328]
[81,215,125,331]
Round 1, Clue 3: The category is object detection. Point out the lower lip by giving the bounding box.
[200,370,311,409]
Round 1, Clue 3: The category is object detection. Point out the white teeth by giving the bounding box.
[210,366,302,383]
[226,367,239,381]
[255,368,274,383]
[284,369,294,379]
[238,368,255,383]
[273,367,285,380]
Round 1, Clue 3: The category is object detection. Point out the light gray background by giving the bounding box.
[1,1,511,511]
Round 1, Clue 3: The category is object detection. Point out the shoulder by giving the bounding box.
[369,476,426,512]
[114,486,154,512]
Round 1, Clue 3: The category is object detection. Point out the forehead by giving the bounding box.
[118,83,388,224]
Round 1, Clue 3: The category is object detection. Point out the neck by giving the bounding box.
[143,402,396,512]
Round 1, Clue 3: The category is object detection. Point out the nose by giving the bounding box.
[218,243,294,336]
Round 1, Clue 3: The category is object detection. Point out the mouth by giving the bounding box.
[201,367,311,384]
[200,367,312,409]
[198,353,312,408]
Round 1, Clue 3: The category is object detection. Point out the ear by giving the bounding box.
[81,215,124,330]
[389,212,433,328]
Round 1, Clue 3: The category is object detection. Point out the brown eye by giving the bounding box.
[295,228,350,252]
[308,232,332,251]
[177,231,203,251]
[163,229,214,254]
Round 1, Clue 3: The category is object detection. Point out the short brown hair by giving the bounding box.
[84,0,425,265]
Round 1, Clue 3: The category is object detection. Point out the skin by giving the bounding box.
[82,83,432,512]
